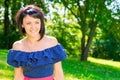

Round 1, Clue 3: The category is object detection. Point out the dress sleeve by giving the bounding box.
[7,50,22,67]
[50,43,67,63]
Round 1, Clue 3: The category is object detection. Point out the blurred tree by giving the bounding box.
[90,0,120,61]
[46,6,80,57]
[49,0,117,61]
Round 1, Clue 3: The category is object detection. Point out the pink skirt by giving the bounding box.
[24,75,54,80]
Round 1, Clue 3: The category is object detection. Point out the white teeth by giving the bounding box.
[30,30,36,33]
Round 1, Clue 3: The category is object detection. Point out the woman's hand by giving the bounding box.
[14,67,24,80]
[54,61,64,80]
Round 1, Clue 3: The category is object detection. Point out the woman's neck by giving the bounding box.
[25,35,41,44]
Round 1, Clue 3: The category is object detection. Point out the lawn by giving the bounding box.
[0,49,120,80]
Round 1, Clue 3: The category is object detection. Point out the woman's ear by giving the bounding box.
[22,24,24,28]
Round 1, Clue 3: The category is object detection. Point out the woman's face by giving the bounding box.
[22,15,41,37]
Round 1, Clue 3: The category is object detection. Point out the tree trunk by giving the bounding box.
[80,33,87,61]
[81,23,97,61]
[4,0,9,48]
[4,0,9,35]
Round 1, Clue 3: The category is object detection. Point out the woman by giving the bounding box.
[7,4,67,80]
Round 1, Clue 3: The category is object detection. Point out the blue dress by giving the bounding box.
[7,43,67,78]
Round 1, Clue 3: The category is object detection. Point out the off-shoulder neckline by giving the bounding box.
[9,43,61,53]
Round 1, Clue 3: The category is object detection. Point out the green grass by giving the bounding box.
[63,57,120,80]
[0,49,14,80]
[0,49,120,80]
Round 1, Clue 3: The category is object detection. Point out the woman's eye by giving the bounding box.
[35,22,39,24]
[26,22,31,25]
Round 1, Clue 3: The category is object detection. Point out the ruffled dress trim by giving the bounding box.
[7,43,67,67]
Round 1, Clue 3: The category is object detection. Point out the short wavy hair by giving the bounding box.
[15,5,45,40]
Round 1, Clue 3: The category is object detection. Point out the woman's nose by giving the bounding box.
[31,24,36,28]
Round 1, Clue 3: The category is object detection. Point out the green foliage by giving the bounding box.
[46,0,120,61]
[46,8,81,57]
[49,0,116,61]
[47,22,80,57]
[0,28,21,49]
[91,38,120,61]
[91,34,120,61]
[91,18,120,61]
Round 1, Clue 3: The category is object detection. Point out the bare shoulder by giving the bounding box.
[12,40,23,50]
[45,35,58,46]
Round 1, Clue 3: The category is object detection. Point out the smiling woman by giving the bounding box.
[15,5,45,40]
[6,4,67,80]
[22,15,41,37]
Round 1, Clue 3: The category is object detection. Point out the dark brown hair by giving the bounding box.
[16,5,45,40]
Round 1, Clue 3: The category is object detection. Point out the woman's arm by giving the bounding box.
[14,67,24,80]
[12,41,24,80]
[54,61,64,80]
[49,36,65,80]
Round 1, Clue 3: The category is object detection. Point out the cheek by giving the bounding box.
[38,24,41,30]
